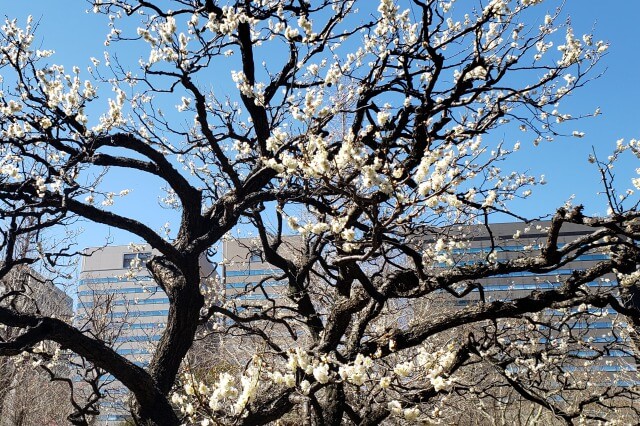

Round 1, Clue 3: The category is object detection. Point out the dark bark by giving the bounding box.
[320,383,345,426]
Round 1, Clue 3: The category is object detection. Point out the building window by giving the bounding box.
[123,252,152,269]
[249,250,262,263]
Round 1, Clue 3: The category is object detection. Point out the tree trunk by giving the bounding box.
[320,383,345,426]
[133,256,204,424]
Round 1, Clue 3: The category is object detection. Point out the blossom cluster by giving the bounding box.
[171,343,463,424]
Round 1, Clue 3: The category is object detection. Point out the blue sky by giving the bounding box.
[508,1,640,217]
[1,1,639,252]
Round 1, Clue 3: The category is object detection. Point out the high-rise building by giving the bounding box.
[78,246,168,367]
[423,221,637,412]
[222,237,290,305]
[77,245,214,423]
[221,236,305,347]
[432,221,614,304]
[223,222,631,377]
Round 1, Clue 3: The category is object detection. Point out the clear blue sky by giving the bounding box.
[1,1,639,251]
[509,1,640,218]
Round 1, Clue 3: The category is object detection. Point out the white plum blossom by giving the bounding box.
[284,26,299,41]
[205,6,258,35]
[393,361,413,378]
[379,376,392,389]
[312,363,330,384]
[0,3,635,425]
[404,407,421,422]
[387,400,403,416]
[482,190,497,207]
[299,379,311,395]
[377,111,391,126]
[338,354,372,386]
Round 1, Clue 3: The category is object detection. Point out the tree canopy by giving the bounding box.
[0,0,639,424]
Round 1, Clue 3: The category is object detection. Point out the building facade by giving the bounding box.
[78,245,213,423]
[223,222,632,377]
[222,237,295,306]
[78,246,168,366]
[222,223,613,305]
[440,221,614,304]
[422,221,634,385]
